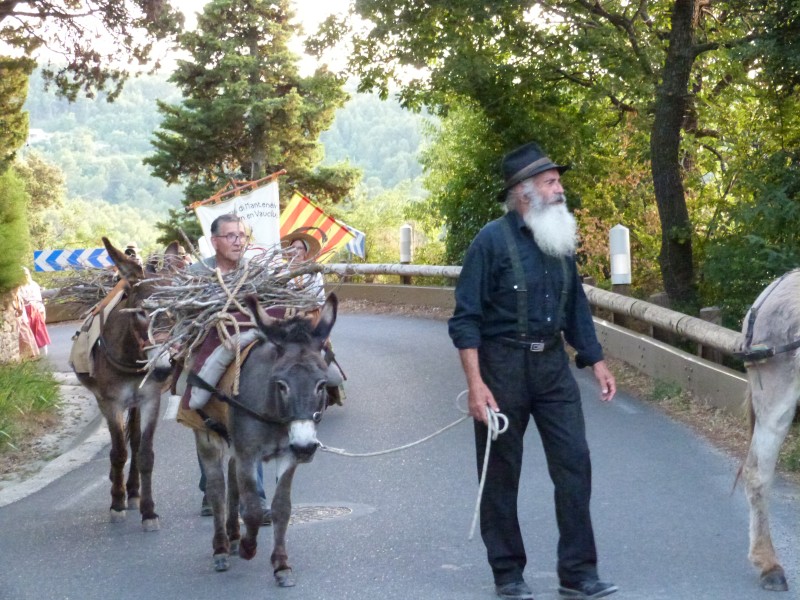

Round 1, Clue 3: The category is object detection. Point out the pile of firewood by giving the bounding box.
[54,245,329,372]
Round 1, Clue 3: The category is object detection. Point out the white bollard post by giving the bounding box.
[609,224,631,326]
[609,224,631,286]
[399,224,412,285]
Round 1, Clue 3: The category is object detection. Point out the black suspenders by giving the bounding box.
[500,217,570,336]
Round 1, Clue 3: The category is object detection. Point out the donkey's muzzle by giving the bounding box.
[290,441,320,463]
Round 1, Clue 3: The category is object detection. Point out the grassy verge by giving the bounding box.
[0,361,61,454]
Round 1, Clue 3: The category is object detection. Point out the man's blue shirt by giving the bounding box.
[448,211,603,367]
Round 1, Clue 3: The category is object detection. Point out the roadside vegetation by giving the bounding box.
[0,361,60,455]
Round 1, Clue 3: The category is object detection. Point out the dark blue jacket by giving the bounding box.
[448,211,603,367]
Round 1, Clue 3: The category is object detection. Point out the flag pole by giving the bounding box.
[184,169,287,212]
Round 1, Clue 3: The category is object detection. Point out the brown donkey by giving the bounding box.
[71,238,179,530]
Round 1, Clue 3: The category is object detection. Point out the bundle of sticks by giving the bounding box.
[55,245,329,374]
[144,247,327,367]
[50,269,120,307]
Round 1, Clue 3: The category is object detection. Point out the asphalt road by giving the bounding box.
[0,314,797,600]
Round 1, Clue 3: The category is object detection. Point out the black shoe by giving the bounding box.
[495,581,535,599]
[558,580,618,599]
[200,495,212,517]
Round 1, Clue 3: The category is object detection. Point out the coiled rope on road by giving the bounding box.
[319,390,508,540]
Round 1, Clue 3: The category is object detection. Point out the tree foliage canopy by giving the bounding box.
[0,168,30,294]
[0,0,183,101]
[313,0,800,309]
[145,0,359,244]
[0,56,34,173]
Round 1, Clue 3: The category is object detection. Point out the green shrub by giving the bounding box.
[780,423,800,473]
[700,150,800,328]
[0,361,60,452]
[0,168,31,294]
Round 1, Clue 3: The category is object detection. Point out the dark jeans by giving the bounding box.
[476,340,597,586]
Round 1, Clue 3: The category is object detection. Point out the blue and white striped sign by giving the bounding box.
[33,248,114,272]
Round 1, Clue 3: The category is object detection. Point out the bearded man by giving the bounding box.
[448,142,617,600]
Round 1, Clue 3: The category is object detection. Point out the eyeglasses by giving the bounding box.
[213,233,249,244]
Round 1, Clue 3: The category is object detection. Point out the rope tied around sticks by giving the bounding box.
[211,265,254,396]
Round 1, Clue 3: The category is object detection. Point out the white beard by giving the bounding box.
[522,196,577,257]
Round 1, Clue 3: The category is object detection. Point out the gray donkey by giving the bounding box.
[190,293,336,583]
[739,269,800,592]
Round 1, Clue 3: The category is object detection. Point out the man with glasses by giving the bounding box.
[192,213,250,274]
[184,213,271,523]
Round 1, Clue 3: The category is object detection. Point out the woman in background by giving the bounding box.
[19,267,51,356]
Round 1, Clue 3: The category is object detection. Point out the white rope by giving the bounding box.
[319,415,470,457]
[317,389,508,541]
[468,404,508,540]
[319,389,477,457]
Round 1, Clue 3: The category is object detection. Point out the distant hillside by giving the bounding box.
[320,90,430,196]
[23,71,428,213]
[23,71,185,214]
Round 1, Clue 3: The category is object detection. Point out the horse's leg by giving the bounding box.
[98,399,128,521]
[270,454,297,587]
[236,453,263,562]
[743,367,798,592]
[195,430,230,571]
[226,456,241,556]
[135,393,161,531]
[125,406,141,510]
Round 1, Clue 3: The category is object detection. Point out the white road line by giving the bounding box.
[0,425,110,508]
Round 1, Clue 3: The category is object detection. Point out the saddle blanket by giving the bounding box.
[176,340,258,435]
[68,280,127,377]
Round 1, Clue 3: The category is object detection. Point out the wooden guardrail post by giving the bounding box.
[610,283,631,328]
[699,306,723,364]
[648,291,679,346]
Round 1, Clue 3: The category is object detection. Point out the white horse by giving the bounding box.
[738,269,800,592]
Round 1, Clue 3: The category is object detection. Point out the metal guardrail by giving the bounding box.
[325,262,744,355]
[44,262,749,415]
[325,263,749,416]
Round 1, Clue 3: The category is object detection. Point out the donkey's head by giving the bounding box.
[244,293,338,461]
[103,237,180,378]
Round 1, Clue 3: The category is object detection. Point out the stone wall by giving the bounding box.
[0,292,21,364]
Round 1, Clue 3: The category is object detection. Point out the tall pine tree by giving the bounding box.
[145,0,359,242]
[0,57,34,174]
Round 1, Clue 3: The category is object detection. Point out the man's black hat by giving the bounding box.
[498,141,570,201]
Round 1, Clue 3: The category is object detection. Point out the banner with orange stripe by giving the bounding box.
[280,192,356,262]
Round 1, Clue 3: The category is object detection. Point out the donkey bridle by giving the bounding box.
[186,371,324,427]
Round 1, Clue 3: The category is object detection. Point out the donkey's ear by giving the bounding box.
[103,237,144,282]
[164,241,181,256]
[245,294,278,330]
[312,293,338,344]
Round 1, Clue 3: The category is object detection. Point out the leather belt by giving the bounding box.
[494,335,562,352]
